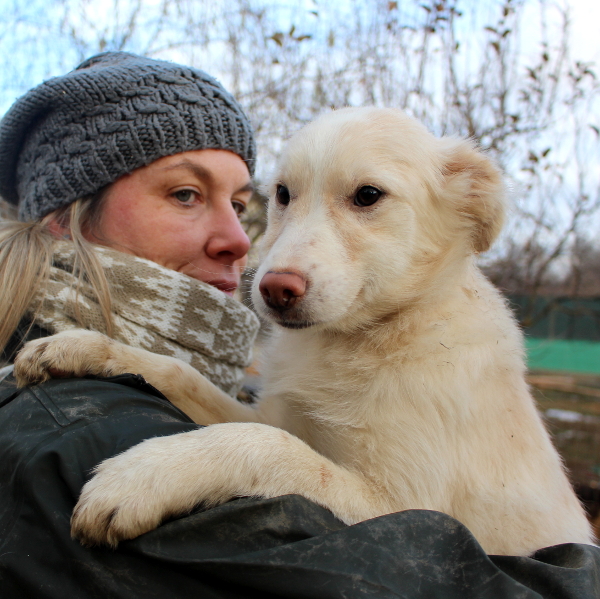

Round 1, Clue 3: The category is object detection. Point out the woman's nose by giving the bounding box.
[205,203,251,262]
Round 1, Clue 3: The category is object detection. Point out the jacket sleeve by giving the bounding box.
[1,375,599,599]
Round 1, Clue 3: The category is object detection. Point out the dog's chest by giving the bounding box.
[264,334,415,465]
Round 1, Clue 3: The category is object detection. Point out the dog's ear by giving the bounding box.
[442,141,505,253]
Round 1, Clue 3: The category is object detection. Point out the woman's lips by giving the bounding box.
[207,280,239,296]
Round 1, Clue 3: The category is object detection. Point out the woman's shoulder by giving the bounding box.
[1,371,195,426]
[0,373,198,477]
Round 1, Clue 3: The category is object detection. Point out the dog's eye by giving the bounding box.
[276,184,291,206]
[354,186,383,207]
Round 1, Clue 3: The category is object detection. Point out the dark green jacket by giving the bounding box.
[1,372,599,598]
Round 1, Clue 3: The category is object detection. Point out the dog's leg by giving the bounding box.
[71,422,390,547]
[14,330,257,425]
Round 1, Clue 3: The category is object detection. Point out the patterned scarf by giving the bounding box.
[30,242,260,396]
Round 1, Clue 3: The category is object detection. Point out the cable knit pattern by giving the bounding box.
[0,52,256,221]
[31,242,260,397]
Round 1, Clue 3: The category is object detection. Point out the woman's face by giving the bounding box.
[88,149,252,296]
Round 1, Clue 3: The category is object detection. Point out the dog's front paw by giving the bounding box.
[70,432,215,547]
[71,449,170,547]
[14,329,117,387]
[70,423,361,547]
[71,461,162,547]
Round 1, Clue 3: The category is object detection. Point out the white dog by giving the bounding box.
[15,107,593,556]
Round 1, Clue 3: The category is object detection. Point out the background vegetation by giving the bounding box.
[0,0,598,303]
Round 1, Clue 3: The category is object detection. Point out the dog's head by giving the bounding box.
[252,107,505,332]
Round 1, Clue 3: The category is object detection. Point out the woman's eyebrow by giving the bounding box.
[160,161,254,194]
[160,161,211,180]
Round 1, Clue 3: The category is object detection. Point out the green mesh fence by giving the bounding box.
[525,337,600,374]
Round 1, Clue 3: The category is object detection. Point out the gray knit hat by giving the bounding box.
[0,52,256,221]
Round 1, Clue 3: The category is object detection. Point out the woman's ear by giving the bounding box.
[442,140,506,253]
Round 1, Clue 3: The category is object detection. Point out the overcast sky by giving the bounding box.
[570,0,600,60]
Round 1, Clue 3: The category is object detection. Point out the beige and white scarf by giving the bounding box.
[30,242,260,397]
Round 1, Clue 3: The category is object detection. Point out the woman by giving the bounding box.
[0,51,258,396]
[0,52,597,599]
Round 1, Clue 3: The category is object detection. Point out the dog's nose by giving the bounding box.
[259,271,306,311]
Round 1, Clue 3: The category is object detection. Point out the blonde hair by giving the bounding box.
[0,197,113,356]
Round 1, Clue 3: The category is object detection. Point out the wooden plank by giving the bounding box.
[527,375,600,399]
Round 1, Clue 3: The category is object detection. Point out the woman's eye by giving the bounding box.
[354,186,383,207]
[173,189,197,204]
[232,201,247,218]
[276,184,291,206]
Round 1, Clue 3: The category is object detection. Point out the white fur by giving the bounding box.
[15,107,594,555]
